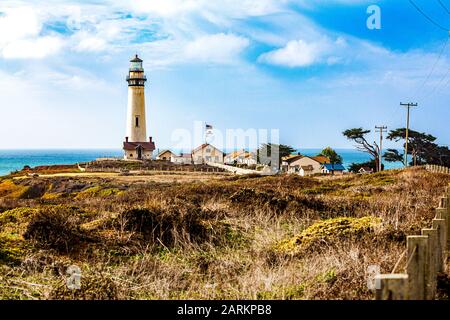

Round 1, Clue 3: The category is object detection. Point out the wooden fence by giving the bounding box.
[375,165,449,300]
[425,164,450,174]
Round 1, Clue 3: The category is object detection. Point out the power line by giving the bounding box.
[438,74,450,92]
[416,36,449,97]
[438,0,450,15]
[408,0,449,31]
[425,67,450,98]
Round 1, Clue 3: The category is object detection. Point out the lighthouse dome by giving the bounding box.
[130,54,143,71]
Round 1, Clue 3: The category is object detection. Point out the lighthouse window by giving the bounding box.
[135,116,140,128]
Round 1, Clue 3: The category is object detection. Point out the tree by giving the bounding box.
[343,128,381,172]
[257,143,296,169]
[383,149,403,163]
[318,147,343,165]
[318,147,343,174]
[347,160,380,173]
[384,128,450,166]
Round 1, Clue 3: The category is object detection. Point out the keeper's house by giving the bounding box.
[156,150,175,161]
[123,137,155,160]
[286,155,330,176]
[192,144,224,164]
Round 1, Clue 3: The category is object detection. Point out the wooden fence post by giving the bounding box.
[441,188,450,246]
[406,235,428,300]
[375,274,408,300]
[440,197,448,211]
[421,228,438,299]
[435,206,448,247]
[432,218,446,272]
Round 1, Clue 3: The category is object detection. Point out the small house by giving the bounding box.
[287,156,330,176]
[225,150,258,166]
[156,149,175,161]
[299,165,314,177]
[171,153,193,165]
[281,154,302,171]
[192,144,224,164]
[321,163,346,175]
[123,137,155,160]
[358,167,374,174]
[242,151,257,166]
[224,150,246,164]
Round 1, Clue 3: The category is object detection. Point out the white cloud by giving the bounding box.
[0,7,40,45]
[123,0,286,18]
[2,36,63,59]
[184,33,250,64]
[74,34,107,52]
[126,0,199,17]
[0,6,64,58]
[258,39,328,67]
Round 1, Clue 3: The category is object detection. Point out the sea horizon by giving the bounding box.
[0,148,405,176]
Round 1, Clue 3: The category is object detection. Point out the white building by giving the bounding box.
[171,153,193,164]
[224,150,257,165]
[321,163,346,175]
[156,150,175,161]
[192,144,224,164]
[287,156,330,176]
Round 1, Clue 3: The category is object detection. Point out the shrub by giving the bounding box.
[0,207,37,225]
[276,216,381,253]
[0,236,24,263]
[23,206,92,253]
[75,186,123,199]
[229,188,288,212]
[0,180,29,198]
[117,201,227,247]
[49,273,119,300]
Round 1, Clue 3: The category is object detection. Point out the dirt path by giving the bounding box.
[14,171,231,183]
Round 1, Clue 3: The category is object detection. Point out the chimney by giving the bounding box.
[125,137,129,142]
[149,136,153,143]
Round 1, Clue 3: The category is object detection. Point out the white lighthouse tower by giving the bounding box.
[123,55,155,160]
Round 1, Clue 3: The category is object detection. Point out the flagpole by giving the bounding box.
[203,121,206,145]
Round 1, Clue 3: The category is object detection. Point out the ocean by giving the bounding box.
[0,148,404,176]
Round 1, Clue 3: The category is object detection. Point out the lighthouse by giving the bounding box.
[123,55,155,160]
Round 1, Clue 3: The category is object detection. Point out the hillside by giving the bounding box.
[0,167,449,300]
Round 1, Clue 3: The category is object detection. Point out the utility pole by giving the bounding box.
[375,125,387,172]
[400,102,418,167]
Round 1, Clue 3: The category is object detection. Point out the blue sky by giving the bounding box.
[0,0,448,150]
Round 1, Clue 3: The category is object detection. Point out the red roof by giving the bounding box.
[192,143,209,153]
[191,143,223,154]
[311,156,330,164]
[123,141,155,151]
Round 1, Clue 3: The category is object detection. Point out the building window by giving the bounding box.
[130,154,133,157]
[135,116,140,128]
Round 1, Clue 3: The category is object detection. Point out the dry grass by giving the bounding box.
[0,167,448,300]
